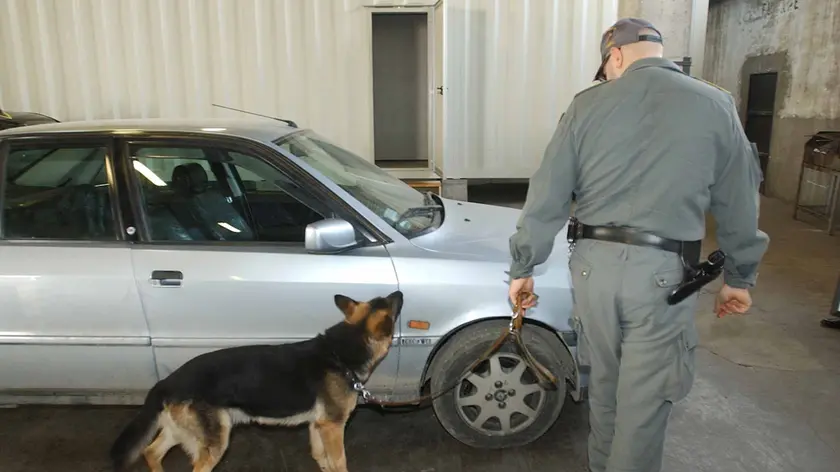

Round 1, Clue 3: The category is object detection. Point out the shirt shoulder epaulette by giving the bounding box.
[690,76,731,95]
[574,80,609,98]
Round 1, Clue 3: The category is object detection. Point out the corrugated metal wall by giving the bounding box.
[0,0,376,159]
[443,0,616,178]
[0,0,616,179]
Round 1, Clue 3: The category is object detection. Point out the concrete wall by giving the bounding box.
[620,0,692,59]
[704,0,840,203]
[617,0,710,77]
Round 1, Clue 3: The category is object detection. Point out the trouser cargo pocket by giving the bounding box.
[572,315,590,368]
[569,252,592,369]
[664,325,699,403]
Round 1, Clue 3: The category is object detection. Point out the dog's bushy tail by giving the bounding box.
[109,383,166,471]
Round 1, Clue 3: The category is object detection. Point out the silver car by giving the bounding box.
[0,118,584,449]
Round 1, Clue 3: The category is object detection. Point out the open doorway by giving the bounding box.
[743,72,778,195]
[371,12,429,169]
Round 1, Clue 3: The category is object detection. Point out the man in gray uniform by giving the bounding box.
[507,18,769,472]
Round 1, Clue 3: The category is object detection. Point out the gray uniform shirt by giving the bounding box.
[509,57,770,289]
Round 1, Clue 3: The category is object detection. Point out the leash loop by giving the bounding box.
[360,290,561,409]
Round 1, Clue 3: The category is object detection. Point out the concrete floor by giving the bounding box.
[1,189,839,472]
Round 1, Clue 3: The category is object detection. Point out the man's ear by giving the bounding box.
[334,294,358,319]
[611,47,624,68]
[386,290,404,318]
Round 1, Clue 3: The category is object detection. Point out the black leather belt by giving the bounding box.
[568,218,702,265]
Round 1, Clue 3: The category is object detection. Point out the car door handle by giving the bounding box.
[150,270,183,287]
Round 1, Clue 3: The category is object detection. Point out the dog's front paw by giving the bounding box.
[313,455,329,471]
[314,457,349,472]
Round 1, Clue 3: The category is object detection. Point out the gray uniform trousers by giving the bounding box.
[569,239,700,472]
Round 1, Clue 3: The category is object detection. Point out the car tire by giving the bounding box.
[428,320,569,449]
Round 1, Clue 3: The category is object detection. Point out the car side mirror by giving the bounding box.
[305,218,360,254]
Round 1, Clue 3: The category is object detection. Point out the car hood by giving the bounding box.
[409,198,568,263]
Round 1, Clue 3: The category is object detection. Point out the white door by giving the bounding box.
[430,0,445,175]
[121,137,401,394]
[0,137,156,394]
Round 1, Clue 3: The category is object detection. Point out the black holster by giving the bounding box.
[667,249,727,305]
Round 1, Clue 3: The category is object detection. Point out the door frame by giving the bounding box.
[112,132,393,246]
[366,1,444,175]
[737,52,790,197]
[0,133,129,240]
[743,71,778,196]
[430,0,444,177]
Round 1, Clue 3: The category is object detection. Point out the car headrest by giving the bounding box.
[171,163,209,195]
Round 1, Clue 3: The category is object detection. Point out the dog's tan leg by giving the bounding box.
[190,409,232,472]
[143,426,177,472]
[191,451,221,472]
[190,439,229,472]
[315,420,348,472]
[309,422,329,470]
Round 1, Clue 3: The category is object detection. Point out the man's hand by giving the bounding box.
[715,284,752,318]
[509,276,537,309]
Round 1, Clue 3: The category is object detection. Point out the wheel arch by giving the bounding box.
[418,317,579,398]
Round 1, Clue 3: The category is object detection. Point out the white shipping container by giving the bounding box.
[0,0,616,180]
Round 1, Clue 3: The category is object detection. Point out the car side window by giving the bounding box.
[129,145,328,243]
[1,144,117,240]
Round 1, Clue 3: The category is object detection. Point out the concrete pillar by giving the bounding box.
[441,179,468,201]
[688,0,709,79]
[618,0,709,78]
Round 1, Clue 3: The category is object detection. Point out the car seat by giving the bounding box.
[169,163,254,241]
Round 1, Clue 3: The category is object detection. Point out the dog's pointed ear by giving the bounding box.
[386,290,404,318]
[334,294,358,319]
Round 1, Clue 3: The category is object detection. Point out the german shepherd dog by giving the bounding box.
[109,290,403,472]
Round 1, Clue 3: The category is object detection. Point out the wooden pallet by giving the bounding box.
[380,167,443,195]
[404,179,442,195]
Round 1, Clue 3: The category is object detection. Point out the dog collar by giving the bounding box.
[331,353,374,402]
[342,368,373,401]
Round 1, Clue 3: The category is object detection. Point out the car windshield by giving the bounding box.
[273,130,442,238]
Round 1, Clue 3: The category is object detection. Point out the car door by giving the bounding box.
[121,136,401,395]
[0,135,157,396]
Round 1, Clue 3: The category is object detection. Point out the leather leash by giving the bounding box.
[362,291,560,409]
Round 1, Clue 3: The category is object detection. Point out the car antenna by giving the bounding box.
[211,103,298,128]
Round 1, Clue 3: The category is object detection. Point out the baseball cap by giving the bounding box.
[594,18,663,81]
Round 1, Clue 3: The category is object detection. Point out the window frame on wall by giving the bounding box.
[0,135,126,242]
[117,134,378,248]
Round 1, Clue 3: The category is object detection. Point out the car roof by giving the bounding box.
[0,117,301,142]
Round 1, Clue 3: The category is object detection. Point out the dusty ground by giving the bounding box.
[1,189,838,472]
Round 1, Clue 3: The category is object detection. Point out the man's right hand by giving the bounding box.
[715,284,752,317]
[509,276,537,309]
